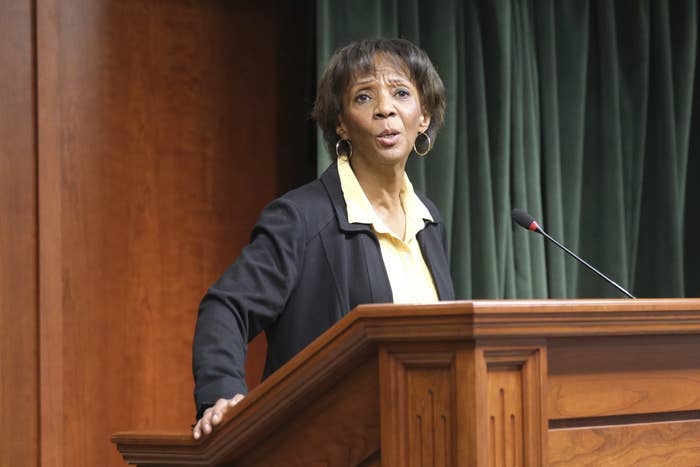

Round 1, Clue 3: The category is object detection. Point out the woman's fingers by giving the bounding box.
[230,393,245,406]
[210,397,232,426]
[192,419,202,440]
[192,394,245,440]
[192,409,211,440]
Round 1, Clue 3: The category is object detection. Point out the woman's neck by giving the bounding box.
[349,157,406,238]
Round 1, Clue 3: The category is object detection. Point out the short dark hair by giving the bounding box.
[312,38,446,158]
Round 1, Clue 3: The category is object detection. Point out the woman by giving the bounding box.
[192,38,454,439]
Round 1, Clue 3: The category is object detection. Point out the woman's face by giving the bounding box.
[336,54,430,166]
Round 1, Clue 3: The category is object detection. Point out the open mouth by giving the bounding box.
[377,129,400,146]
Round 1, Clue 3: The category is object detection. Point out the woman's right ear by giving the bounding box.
[336,115,348,140]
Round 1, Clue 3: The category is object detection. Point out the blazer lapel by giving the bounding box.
[418,226,456,300]
[360,234,393,303]
[320,162,393,304]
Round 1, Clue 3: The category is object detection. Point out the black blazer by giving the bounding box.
[192,162,455,418]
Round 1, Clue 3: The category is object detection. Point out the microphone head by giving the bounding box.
[511,208,542,233]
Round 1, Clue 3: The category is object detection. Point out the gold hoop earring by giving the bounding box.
[335,139,352,158]
[414,132,431,156]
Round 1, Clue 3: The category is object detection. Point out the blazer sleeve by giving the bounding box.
[192,197,306,419]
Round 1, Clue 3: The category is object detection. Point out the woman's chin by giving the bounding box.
[372,142,411,162]
[352,142,411,166]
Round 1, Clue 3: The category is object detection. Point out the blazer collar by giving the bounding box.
[320,161,373,234]
[320,160,439,233]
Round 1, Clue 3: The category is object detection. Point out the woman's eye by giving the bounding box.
[355,93,371,103]
[396,89,410,97]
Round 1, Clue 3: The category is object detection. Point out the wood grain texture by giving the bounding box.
[549,420,700,466]
[407,365,453,467]
[456,343,484,467]
[548,335,700,419]
[34,1,302,466]
[236,359,380,467]
[483,344,547,467]
[466,299,700,336]
[328,299,700,339]
[488,369,523,467]
[113,300,700,465]
[0,1,39,466]
[36,1,64,464]
[379,346,458,467]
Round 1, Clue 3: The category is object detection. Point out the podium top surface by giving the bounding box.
[343,298,700,338]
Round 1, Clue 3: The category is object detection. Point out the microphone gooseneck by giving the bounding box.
[511,208,636,299]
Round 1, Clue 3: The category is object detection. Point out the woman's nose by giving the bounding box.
[374,92,396,118]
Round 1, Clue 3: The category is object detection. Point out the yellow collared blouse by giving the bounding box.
[337,157,439,303]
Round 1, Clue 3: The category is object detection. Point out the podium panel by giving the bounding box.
[547,334,700,466]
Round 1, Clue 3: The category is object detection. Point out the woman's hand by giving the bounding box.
[192,394,245,440]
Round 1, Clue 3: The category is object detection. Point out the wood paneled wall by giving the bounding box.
[1,1,314,465]
[0,1,39,465]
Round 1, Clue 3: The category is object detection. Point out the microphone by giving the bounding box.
[511,208,635,299]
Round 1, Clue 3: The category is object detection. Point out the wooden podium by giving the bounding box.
[113,299,700,466]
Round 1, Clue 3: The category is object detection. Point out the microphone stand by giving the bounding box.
[535,226,636,299]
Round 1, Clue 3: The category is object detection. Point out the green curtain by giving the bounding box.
[316,0,699,299]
